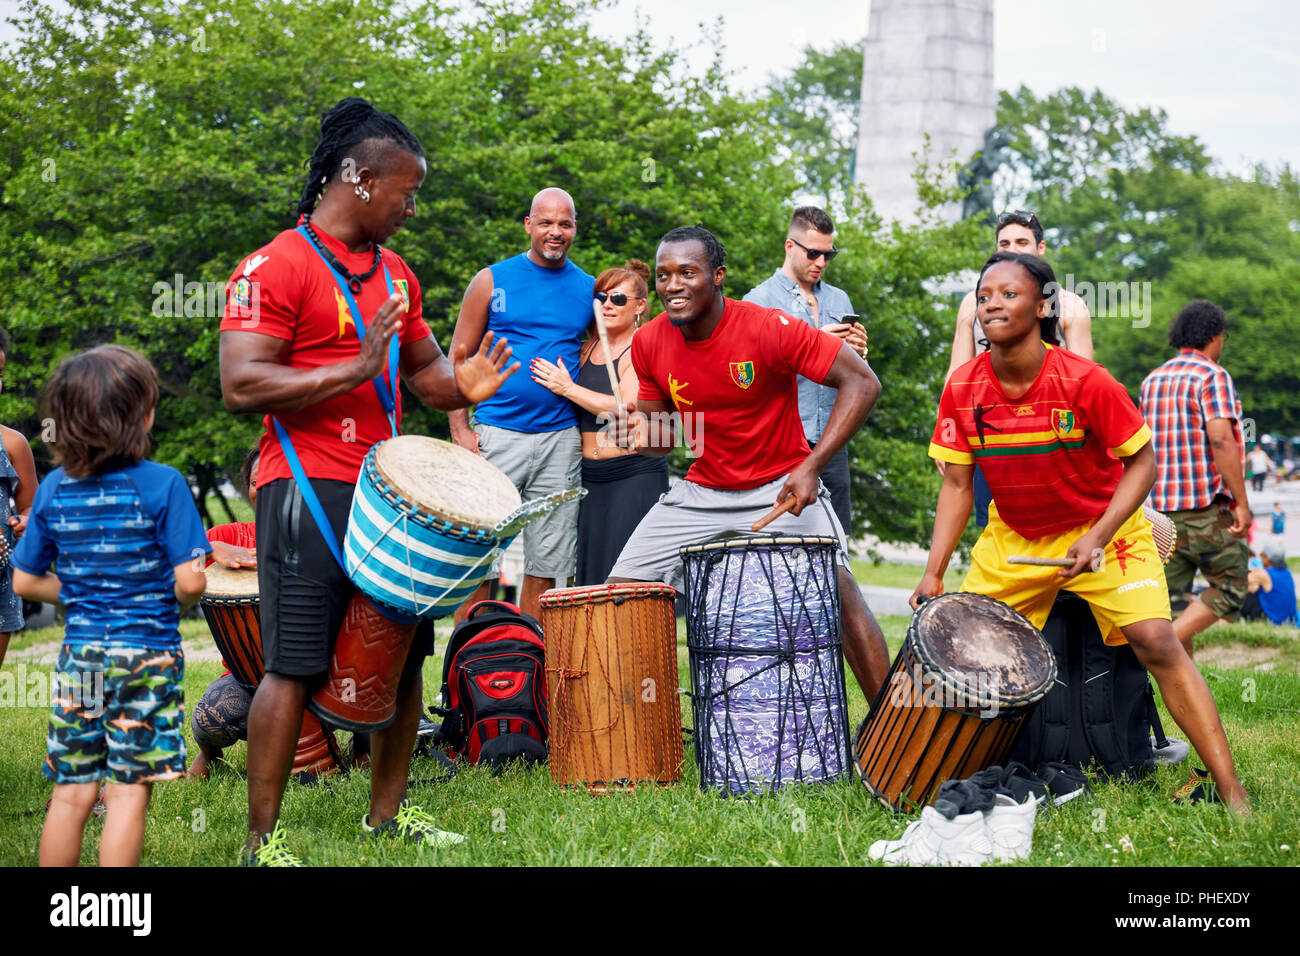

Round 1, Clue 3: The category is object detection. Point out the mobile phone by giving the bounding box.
[842,313,861,326]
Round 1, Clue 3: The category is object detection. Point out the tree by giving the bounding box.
[994,86,1300,434]
[0,0,797,521]
[763,39,864,208]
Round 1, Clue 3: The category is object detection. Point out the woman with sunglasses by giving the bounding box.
[531,260,669,584]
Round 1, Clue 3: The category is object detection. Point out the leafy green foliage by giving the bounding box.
[993,86,1300,434]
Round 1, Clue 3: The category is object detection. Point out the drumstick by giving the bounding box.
[752,496,798,532]
[592,298,624,409]
[1008,551,1104,572]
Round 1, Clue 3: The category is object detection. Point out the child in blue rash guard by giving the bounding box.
[13,345,210,866]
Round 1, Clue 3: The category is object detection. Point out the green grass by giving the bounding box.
[851,559,965,592]
[2,611,1295,867]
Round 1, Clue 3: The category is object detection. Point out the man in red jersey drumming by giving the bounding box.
[607,226,891,701]
[220,98,517,865]
[912,251,1248,814]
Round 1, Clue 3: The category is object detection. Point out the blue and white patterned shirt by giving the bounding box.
[13,460,211,649]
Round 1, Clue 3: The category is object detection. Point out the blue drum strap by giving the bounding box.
[294,225,400,437]
[272,416,346,573]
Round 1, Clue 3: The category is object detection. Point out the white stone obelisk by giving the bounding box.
[853,0,995,224]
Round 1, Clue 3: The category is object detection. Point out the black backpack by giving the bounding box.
[429,600,548,768]
[1011,592,1168,780]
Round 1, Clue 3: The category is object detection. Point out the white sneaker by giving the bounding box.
[984,793,1037,862]
[868,807,993,866]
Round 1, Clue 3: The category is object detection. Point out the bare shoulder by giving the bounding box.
[1059,288,1091,320]
[956,290,976,324]
[0,423,30,451]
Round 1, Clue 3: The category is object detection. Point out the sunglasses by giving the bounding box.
[997,209,1041,230]
[789,237,839,262]
[595,291,640,306]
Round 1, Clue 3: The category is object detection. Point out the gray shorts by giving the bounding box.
[609,474,849,592]
[475,422,581,580]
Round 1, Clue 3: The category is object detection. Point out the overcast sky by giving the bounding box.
[589,0,1299,176]
[2,0,1295,174]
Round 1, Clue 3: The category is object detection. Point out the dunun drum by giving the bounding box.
[344,435,523,620]
[681,536,852,795]
[855,592,1056,813]
[540,584,683,790]
[198,565,342,777]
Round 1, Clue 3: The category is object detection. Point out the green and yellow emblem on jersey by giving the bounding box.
[1051,408,1081,439]
[394,278,410,311]
[730,361,755,389]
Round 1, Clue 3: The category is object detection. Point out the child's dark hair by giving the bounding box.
[239,446,260,497]
[976,251,1060,345]
[295,97,425,218]
[1168,300,1226,350]
[41,345,158,478]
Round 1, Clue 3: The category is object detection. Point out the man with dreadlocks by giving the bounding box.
[220,97,518,866]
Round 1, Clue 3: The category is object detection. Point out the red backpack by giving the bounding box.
[430,600,548,767]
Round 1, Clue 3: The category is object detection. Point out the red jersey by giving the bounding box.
[633,297,841,490]
[219,222,432,485]
[206,521,257,560]
[929,346,1152,539]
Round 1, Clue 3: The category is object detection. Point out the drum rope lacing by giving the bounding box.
[547,605,622,735]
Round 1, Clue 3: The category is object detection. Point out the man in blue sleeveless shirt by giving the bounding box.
[450,187,593,619]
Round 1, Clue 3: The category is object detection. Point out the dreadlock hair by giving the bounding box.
[1168,300,1226,350]
[659,226,726,271]
[976,251,1060,346]
[294,97,425,218]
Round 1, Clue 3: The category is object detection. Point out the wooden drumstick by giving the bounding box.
[592,298,624,409]
[752,496,798,532]
[1008,551,1104,572]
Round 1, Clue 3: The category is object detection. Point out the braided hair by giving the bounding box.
[294,97,425,218]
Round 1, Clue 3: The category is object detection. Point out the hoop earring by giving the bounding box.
[355,185,371,203]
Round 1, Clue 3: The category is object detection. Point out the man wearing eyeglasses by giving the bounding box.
[448,186,593,620]
[743,206,868,531]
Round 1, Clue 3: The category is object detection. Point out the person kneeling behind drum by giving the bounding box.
[913,251,1249,814]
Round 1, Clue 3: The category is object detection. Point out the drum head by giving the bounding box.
[911,593,1054,708]
[539,582,677,608]
[679,535,839,557]
[201,565,259,601]
[373,435,521,530]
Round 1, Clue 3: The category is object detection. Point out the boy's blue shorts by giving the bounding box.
[44,644,186,784]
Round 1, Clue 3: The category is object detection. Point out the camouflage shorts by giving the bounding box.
[1164,503,1249,620]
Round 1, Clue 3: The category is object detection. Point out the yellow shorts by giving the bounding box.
[962,504,1172,645]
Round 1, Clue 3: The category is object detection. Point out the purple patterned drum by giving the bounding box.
[680,536,852,795]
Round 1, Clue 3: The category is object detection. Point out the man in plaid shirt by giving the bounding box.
[1140,300,1251,658]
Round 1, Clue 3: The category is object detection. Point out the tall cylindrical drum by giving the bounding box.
[540,584,683,790]
[681,536,851,795]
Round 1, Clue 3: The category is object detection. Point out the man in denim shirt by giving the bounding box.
[744,206,868,530]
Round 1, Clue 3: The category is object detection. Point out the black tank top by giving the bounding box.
[576,344,632,433]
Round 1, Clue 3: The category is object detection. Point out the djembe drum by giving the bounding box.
[540,584,683,791]
[315,435,576,732]
[854,592,1056,813]
[681,536,852,796]
[199,565,342,777]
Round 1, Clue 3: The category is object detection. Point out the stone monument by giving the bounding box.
[853,0,996,224]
